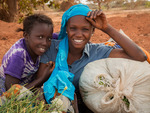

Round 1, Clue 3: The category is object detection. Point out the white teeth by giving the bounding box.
[40,48,45,50]
[40,48,45,52]
[74,39,83,43]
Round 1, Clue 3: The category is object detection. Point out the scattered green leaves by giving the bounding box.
[0,90,64,113]
[122,96,130,109]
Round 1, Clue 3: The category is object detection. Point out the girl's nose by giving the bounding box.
[76,30,82,37]
[42,38,47,46]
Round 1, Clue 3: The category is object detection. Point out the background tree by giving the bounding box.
[0,0,77,22]
[59,0,76,11]
[0,0,17,22]
[0,0,149,22]
[0,0,51,22]
[86,0,113,10]
[86,0,150,10]
[87,0,103,10]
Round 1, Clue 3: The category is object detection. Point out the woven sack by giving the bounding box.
[79,58,150,113]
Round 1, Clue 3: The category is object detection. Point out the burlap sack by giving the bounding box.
[79,58,150,113]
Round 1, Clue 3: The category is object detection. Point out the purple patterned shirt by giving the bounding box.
[0,38,40,95]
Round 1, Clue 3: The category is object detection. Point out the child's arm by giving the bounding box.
[25,61,55,89]
[86,10,147,61]
[5,74,20,90]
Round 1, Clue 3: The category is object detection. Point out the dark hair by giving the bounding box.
[16,14,53,34]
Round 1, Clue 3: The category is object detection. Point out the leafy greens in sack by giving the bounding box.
[79,58,150,113]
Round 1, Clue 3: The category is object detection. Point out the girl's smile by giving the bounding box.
[73,39,85,44]
[66,15,94,50]
[25,23,53,62]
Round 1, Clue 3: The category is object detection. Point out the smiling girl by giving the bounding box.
[0,14,55,95]
[38,4,146,112]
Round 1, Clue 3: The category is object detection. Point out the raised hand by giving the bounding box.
[86,10,108,31]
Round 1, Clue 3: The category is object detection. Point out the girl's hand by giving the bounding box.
[46,61,55,75]
[86,10,108,30]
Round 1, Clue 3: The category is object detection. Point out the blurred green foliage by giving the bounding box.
[87,0,150,10]
[145,1,150,8]
[0,0,150,22]
[0,0,53,22]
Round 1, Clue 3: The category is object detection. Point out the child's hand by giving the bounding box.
[46,61,55,75]
[43,61,55,81]
[86,10,108,31]
[35,61,55,85]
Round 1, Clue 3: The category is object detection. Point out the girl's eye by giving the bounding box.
[70,27,76,30]
[83,28,89,31]
[47,37,52,41]
[39,36,43,39]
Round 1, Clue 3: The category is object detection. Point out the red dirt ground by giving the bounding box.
[0,9,150,64]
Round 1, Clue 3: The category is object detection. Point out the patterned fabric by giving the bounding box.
[0,77,5,96]
[104,41,150,63]
[0,84,33,106]
[104,42,121,48]
[0,38,40,96]
[52,33,59,40]
[140,47,150,64]
[1,84,23,99]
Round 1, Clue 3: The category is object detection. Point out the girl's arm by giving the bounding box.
[86,10,147,61]
[103,24,146,61]
[25,61,55,89]
[5,61,54,92]
[5,74,20,90]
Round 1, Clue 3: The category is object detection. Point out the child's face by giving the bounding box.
[25,23,53,59]
[66,15,93,50]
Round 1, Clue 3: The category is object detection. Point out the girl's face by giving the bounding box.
[66,15,93,50]
[25,22,53,60]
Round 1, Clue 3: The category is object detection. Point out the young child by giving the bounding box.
[0,14,55,96]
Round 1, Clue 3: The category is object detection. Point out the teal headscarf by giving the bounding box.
[43,4,92,104]
[59,3,92,40]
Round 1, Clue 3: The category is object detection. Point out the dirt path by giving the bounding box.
[0,9,150,64]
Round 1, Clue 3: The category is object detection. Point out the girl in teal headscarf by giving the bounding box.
[38,3,146,112]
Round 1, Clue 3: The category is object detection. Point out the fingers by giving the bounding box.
[87,9,103,19]
[86,9,104,27]
[86,9,107,30]
[85,17,95,26]
[46,61,53,66]
[46,61,55,69]
[51,62,55,70]
[74,93,77,100]
[97,9,103,16]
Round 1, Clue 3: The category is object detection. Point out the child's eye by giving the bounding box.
[39,36,43,39]
[47,37,52,41]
